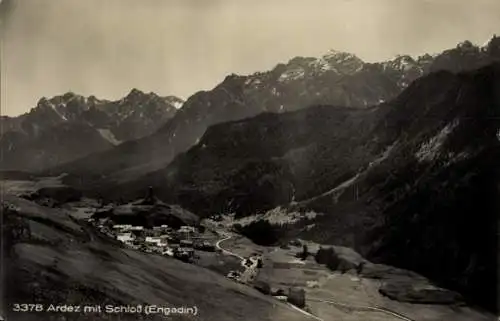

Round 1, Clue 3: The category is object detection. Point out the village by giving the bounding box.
[88,216,266,286]
[90,219,215,261]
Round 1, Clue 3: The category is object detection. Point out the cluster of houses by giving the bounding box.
[93,222,216,262]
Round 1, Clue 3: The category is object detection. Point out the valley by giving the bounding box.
[1,176,496,320]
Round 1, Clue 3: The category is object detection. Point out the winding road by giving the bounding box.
[215,233,245,261]
[215,232,416,321]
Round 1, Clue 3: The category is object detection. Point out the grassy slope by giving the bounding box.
[2,196,310,321]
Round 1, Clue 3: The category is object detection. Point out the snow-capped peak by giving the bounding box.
[393,54,415,62]
[278,66,306,82]
[164,96,185,109]
[322,49,356,62]
[275,49,365,83]
[171,100,184,109]
[317,49,364,74]
[387,54,418,71]
[35,96,69,121]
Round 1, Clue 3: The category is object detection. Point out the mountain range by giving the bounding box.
[48,37,500,190]
[1,89,182,171]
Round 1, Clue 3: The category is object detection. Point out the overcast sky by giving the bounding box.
[1,0,499,116]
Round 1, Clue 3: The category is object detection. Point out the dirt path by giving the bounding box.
[308,297,415,320]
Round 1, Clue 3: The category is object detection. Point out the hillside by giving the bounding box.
[1,195,312,321]
[49,37,500,187]
[1,89,180,171]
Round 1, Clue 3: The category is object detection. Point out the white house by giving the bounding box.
[117,232,135,243]
[145,237,168,247]
[145,236,162,244]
